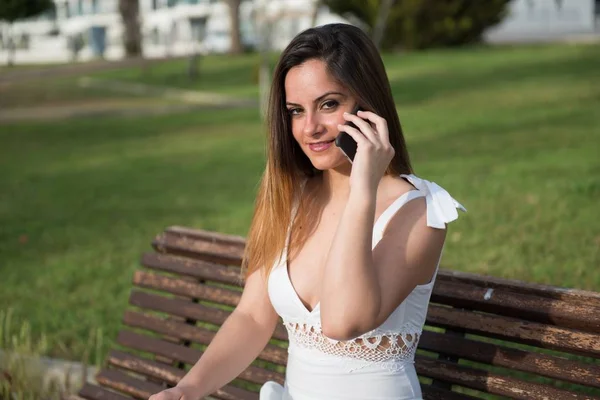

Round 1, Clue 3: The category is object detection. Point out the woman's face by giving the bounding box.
[284,59,357,171]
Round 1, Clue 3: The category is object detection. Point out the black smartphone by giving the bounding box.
[335,104,363,162]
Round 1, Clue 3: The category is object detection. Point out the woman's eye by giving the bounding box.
[288,108,301,116]
[322,100,339,110]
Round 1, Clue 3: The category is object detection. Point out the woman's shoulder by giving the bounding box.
[393,173,467,230]
[379,175,422,205]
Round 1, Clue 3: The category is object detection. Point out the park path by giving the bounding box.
[0,77,257,123]
[0,100,203,123]
[0,349,99,393]
[0,55,257,123]
[0,56,175,84]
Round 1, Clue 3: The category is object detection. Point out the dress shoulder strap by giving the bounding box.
[372,174,467,247]
[400,174,467,229]
[372,190,425,244]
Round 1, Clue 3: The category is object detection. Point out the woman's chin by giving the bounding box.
[310,156,350,171]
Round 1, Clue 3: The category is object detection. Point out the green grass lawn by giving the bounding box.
[0,43,599,367]
[0,76,158,109]
[89,53,266,98]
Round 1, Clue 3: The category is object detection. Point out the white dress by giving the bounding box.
[260,174,466,400]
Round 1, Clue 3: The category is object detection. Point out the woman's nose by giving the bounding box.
[302,111,322,136]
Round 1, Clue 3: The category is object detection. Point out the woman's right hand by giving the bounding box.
[148,385,198,400]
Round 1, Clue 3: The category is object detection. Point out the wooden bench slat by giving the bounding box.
[139,250,600,335]
[79,384,133,400]
[131,271,599,360]
[437,269,600,309]
[157,226,600,309]
[97,367,255,400]
[107,350,185,384]
[96,369,164,400]
[426,305,600,357]
[153,233,242,266]
[122,309,600,390]
[129,290,288,341]
[165,226,246,247]
[209,385,258,400]
[419,330,600,388]
[432,280,600,333]
[421,384,481,400]
[117,329,199,364]
[91,226,600,399]
[122,310,288,366]
[133,271,241,307]
[132,265,600,351]
[129,289,230,323]
[141,253,243,287]
[415,356,600,400]
[106,350,260,400]
[117,330,285,385]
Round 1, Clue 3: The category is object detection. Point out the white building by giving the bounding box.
[1,0,229,64]
[485,0,599,42]
[2,0,598,65]
[0,0,346,65]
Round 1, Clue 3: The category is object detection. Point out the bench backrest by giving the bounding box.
[81,226,600,400]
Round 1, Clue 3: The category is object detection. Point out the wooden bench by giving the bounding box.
[78,226,600,400]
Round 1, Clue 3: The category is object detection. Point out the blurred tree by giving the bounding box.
[311,0,322,26]
[188,16,207,80]
[555,0,564,10]
[225,0,242,54]
[118,0,142,58]
[324,0,510,50]
[386,0,510,50]
[252,0,273,117]
[322,0,379,31]
[371,0,395,50]
[0,0,54,66]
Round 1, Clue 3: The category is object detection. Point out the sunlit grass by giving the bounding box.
[0,43,598,366]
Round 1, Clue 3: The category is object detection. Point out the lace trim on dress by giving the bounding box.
[283,320,421,373]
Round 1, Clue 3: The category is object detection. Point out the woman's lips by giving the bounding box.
[308,139,335,152]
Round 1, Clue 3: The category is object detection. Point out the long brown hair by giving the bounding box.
[242,23,413,280]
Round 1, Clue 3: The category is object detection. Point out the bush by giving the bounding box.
[325,0,511,50]
[0,309,101,400]
[386,0,510,50]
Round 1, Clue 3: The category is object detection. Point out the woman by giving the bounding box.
[149,23,465,400]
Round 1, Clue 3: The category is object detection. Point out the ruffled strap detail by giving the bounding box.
[400,174,467,229]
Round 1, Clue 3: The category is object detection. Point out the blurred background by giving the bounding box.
[0,0,599,396]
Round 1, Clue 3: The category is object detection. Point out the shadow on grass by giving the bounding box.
[406,96,596,167]
[0,110,266,359]
[390,46,600,106]
[96,53,266,94]
[0,107,261,158]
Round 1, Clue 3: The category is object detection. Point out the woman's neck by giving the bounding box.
[318,167,395,205]
[320,167,351,204]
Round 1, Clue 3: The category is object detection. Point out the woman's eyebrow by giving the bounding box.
[286,91,346,107]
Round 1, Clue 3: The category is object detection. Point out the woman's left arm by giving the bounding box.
[319,111,446,340]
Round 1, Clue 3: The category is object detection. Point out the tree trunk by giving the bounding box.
[254,0,273,117]
[118,0,142,58]
[371,0,395,50]
[188,51,200,79]
[226,0,243,54]
[259,50,270,117]
[7,24,15,67]
[311,0,322,27]
[7,43,14,66]
[188,17,206,80]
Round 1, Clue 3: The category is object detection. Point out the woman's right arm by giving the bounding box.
[148,267,279,400]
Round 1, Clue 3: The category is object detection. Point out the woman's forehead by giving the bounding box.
[284,60,346,104]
